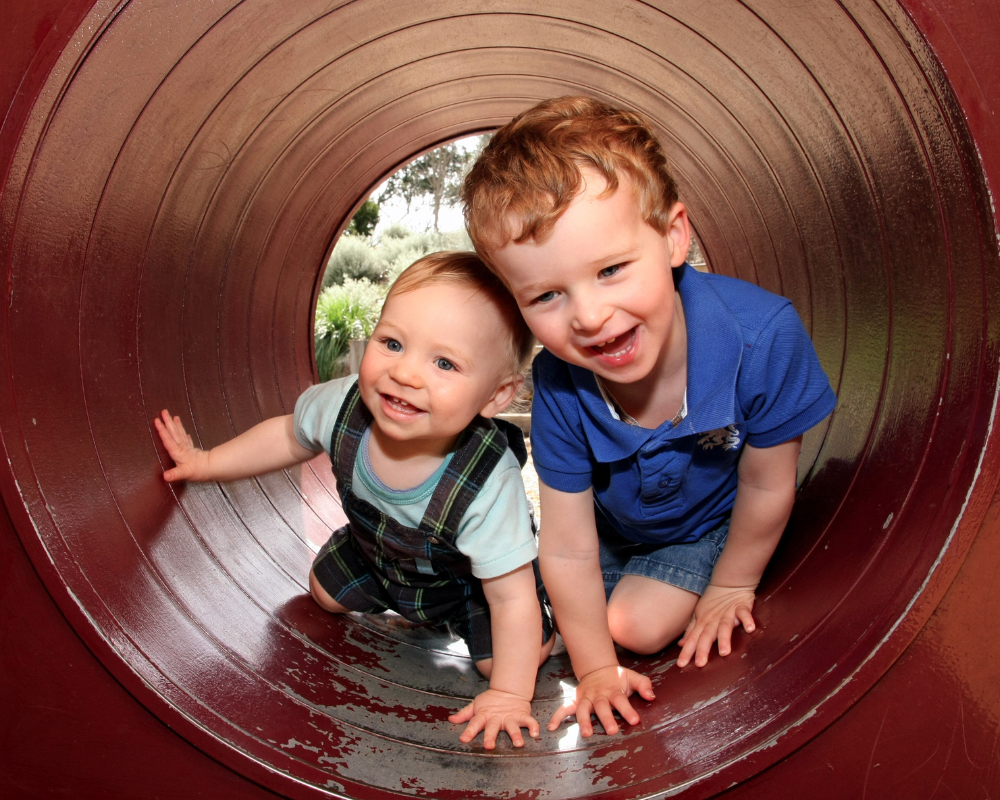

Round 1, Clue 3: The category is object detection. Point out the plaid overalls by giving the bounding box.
[311,382,554,662]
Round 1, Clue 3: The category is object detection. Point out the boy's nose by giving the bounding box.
[570,295,613,334]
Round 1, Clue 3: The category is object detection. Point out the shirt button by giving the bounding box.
[658,477,671,488]
[427,536,440,544]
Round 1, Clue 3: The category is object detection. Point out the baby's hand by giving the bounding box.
[548,665,654,737]
[677,583,757,668]
[153,410,209,482]
[448,689,538,749]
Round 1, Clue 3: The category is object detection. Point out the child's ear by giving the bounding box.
[479,374,524,418]
[665,201,691,268]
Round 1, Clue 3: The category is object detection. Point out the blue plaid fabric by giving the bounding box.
[311,382,553,662]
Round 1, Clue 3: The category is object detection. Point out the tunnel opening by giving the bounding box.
[1,2,997,799]
[311,136,483,385]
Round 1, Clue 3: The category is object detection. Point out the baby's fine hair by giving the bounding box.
[462,95,679,267]
[386,250,535,375]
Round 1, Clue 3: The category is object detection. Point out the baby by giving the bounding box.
[462,96,837,736]
[155,250,555,749]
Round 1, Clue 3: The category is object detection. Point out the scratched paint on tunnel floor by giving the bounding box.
[4,1,1000,798]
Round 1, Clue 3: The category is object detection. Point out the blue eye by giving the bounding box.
[384,338,402,352]
[535,291,557,304]
[435,358,455,371]
[599,264,623,278]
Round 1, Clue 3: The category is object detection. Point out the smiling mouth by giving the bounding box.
[590,327,637,358]
[381,393,424,416]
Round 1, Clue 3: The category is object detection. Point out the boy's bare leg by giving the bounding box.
[309,570,352,614]
[476,631,557,680]
[606,576,698,655]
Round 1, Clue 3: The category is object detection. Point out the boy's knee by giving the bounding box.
[539,631,556,665]
[475,632,554,679]
[474,657,493,680]
[309,570,349,614]
[607,599,686,655]
[607,604,660,654]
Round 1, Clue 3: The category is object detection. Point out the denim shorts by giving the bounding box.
[596,509,730,598]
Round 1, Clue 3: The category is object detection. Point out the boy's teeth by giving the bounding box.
[592,329,633,357]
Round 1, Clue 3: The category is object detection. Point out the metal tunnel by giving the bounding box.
[2,1,999,798]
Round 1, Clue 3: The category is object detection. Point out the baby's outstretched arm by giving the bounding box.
[538,484,654,737]
[677,436,802,668]
[448,562,546,749]
[154,410,318,483]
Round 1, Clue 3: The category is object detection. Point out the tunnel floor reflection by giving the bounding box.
[1,1,997,798]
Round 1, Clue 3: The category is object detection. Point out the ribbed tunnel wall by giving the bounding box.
[2,1,999,798]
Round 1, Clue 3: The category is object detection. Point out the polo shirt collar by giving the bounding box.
[567,263,745,462]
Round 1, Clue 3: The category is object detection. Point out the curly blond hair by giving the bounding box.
[462,95,679,268]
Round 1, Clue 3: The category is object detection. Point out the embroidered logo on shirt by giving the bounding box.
[698,425,741,451]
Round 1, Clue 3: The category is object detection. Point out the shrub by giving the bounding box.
[379,222,412,240]
[322,225,474,288]
[314,278,386,382]
[322,236,383,288]
[376,228,474,284]
[314,225,477,380]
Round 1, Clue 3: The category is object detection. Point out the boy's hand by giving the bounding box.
[154,410,209,482]
[677,583,757,668]
[548,665,655,737]
[449,688,538,749]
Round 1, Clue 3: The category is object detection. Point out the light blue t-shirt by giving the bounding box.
[294,376,537,579]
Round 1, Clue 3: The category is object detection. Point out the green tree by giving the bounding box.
[380,137,487,231]
[346,199,379,237]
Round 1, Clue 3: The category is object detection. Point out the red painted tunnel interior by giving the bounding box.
[2,1,1000,798]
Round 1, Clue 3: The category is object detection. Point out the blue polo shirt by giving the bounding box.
[530,263,837,545]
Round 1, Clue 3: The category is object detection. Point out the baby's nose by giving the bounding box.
[389,356,423,387]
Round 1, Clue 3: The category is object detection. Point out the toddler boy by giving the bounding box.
[155,251,556,749]
[462,96,837,736]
